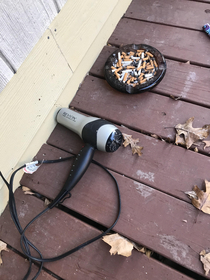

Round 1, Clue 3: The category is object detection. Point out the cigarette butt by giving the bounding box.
[127,65,135,69]
[142,61,146,68]
[143,56,149,61]
[124,56,131,59]
[150,60,154,68]
[140,78,147,84]
[115,67,122,73]
[123,58,132,61]
[127,79,131,84]
[123,72,128,83]
[146,66,154,70]
[130,51,135,55]
[137,49,144,53]
[111,66,116,70]
[116,62,119,67]
[115,72,120,79]
[118,59,122,67]
[122,52,126,56]
[146,52,154,57]
[154,60,158,68]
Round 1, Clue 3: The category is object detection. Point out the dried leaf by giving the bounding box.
[203,141,210,150]
[194,147,198,153]
[151,134,159,139]
[170,95,181,101]
[22,186,34,195]
[185,190,198,200]
[175,134,186,146]
[175,117,210,149]
[0,240,9,265]
[44,198,51,206]
[122,133,143,156]
[102,233,134,257]
[200,250,210,275]
[185,180,210,214]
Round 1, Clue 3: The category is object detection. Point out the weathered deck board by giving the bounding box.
[108,18,210,66]
[90,45,210,108]
[19,143,208,277]
[124,0,210,31]
[0,249,56,280]
[0,188,192,280]
[70,75,210,151]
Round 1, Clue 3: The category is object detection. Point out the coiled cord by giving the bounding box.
[0,156,121,280]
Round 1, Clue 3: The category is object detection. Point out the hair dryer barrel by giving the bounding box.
[56,108,98,138]
[56,108,123,152]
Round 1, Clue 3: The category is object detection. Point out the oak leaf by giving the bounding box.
[200,250,210,275]
[175,117,210,149]
[185,180,210,214]
[22,186,34,195]
[102,233,134,257]
[122,133,143,156]
[0,240,9,265]
[175,134,186,146]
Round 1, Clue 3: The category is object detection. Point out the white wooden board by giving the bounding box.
[0,28,72,189]
[50,0,119,71]
[0,0,58,71]
[0,57,14,92]
[55,0,67,11]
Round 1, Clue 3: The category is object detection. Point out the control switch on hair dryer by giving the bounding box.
[49,108,123,208]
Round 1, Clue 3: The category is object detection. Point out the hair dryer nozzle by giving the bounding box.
[105,129,123,152]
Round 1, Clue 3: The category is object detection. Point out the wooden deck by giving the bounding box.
[1,0,210,279]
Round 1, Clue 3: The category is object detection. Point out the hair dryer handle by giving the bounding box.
[49,144,95,209]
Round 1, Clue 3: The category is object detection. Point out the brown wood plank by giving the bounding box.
[0,189,192,280]
[108,18,210,66]
[46,122,210,202]
[70,75,210,152]
[125,0,210,31]
[90,45,210,108]
[0,249,56,280]
[20,143,209,278]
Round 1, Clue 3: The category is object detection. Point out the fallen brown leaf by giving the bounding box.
[122,133,143,156]
[203,141,210,150]
[150,134,159,139]
[194,147,198,153]
[44,198,51,206]
[185,180,210,214]
[175,117,210,149]
[170,94,182,101]
[0,240,9,265]
[102,233,134,257]
[22,186,34,195]
[102,233,151,258]
[200,250,210,275]
[175,134,186,146]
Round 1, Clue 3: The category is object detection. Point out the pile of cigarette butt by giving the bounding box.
[111,49,158,87]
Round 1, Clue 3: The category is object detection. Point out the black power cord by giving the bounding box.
[0,156,121,280]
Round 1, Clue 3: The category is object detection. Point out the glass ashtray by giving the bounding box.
[104,44,167,94]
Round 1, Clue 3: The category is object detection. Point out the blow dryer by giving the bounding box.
[49,108,123,208]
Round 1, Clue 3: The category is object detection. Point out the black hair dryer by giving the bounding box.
[49,108,123,208]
